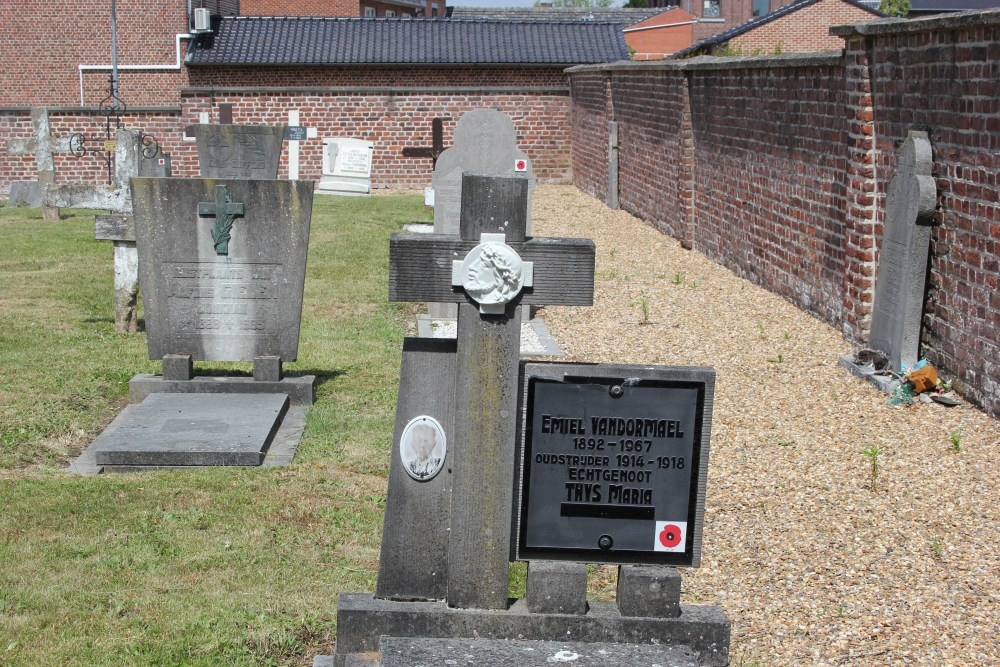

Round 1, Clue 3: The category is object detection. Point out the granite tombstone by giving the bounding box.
[195,124,284,179]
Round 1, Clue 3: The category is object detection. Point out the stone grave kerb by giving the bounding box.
[381,173,595,610]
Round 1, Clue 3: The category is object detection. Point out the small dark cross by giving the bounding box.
[388,174,595,610]
[401,117,449,168]
[198,184,245,256]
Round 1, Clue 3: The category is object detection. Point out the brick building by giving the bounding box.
[674,0,882,56]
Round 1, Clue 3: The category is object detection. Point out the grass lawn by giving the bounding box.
[0,194,432,666]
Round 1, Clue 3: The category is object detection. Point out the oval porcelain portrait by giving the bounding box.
[400,416,447,482]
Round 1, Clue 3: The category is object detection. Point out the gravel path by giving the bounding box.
[530,185,1000,667]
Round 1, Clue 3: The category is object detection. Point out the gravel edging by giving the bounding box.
[531,185,1000,667]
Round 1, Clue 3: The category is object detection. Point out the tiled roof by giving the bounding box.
[671,0,883,58]
[185,16,631,66]
[449,7,663,24]
[911,0,1000,9]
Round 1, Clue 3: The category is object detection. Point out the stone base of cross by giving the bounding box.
[43,128,143,333]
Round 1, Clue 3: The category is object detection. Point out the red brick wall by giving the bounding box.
[569,10,1000,417]
[241,0,360,15]
[0,0,190,107]
[568,72,611,201]
[174,83,571,186]
[857,17,1000,416]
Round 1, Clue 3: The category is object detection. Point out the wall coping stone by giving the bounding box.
[831,7,1000,37]
[179,86,569,95]
[565,52,842,74]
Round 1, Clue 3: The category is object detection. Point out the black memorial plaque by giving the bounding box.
[517,363,714,567]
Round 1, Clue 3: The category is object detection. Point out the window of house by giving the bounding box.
[386,9,396,16]
[703,0,720,17]
[431,3,439,16]
[752,0,769,16]
[401,12,412,18]
[364,6,375,16]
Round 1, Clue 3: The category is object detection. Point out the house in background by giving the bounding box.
[907,0,1000,16]
[673,0,881,57]
[200,0,446,19]
[623,7,699,59]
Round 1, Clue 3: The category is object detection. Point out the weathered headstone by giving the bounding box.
[840,130,936,386]
[132,178,312,362]
[139,152,171,177]
[316,137,374,196]
[332,174,729,667]
[76,177,317,473]
[194,124,284,179]
[429,109,536,319]
[4,107,72,220]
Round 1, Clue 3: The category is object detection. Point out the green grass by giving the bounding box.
[0,195,430,666]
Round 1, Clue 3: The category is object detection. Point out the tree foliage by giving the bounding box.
[878,0,910,17]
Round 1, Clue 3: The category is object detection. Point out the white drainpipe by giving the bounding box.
[78,33,194,106]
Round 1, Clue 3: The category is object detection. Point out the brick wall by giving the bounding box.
[241,0,360,15]
[569,9,1000,417]
[0,0,190,107]
[174,83,571,186]
[833,12,1000,416]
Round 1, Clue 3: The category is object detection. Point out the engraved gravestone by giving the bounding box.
[430,109,536,319]
[867,130,936,373]
[518,364,715,567]
[132,178,313,361]
[316,137,374,196]
[77,177,317,472]
[195,125,284,179]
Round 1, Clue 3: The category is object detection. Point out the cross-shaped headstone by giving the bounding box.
[5,107,73,221]
[387,173,595,610]
[401,117,449,168]
[198,185,246,256]
[44,128,143,332]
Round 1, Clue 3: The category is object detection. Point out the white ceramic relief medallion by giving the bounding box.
[451,233,534,314]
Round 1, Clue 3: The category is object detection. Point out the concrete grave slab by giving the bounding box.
[90,393,288,467]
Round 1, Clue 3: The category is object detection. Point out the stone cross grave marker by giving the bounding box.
[867,130,937,374]
[316,137,374,196]
[195,124,284,179]
[429,109,536,319]
[42,127,143,332]
[381,173,595,610]
[5,107,73,221]
[333,174,730,667]
[77,177,316,472]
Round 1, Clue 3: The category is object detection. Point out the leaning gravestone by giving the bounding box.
[840,130,936,388]
[331,174,730,667]
[76,177,316,472]
[4,107,72,220]
[429,108,536,319]
[195,124,284,179]
[316,137,374,196]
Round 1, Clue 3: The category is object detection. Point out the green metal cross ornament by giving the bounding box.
[198,184,245,256]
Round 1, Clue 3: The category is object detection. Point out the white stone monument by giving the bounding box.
[316,137,374,196]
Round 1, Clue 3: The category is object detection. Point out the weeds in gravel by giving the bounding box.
[777,439,796,447]
[929,536,945,559]
[757,321,765,340]
[672,272,684,285]
[630,295,651,324]
[783,331,791,341]
[948,429,962,452]
[863,444,884,491]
